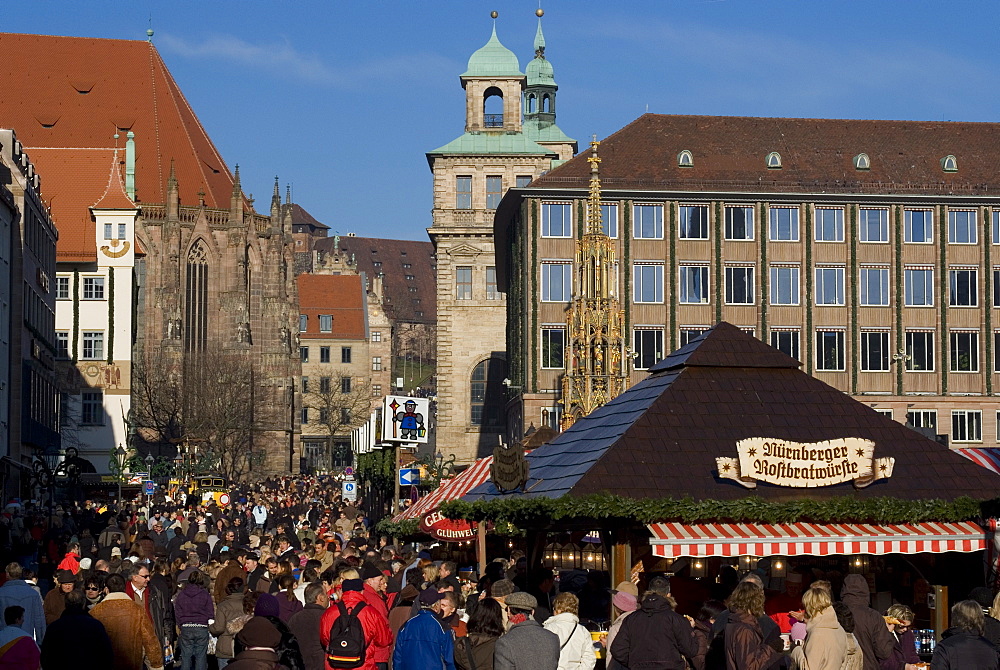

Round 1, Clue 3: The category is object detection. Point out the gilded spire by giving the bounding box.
[586,138,602,235]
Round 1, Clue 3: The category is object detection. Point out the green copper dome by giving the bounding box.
[526,56,554,87]
[462,25,522,78]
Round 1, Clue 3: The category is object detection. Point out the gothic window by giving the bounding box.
[484,87,504,128]
[470,358,504,427]
[185,240,209,352]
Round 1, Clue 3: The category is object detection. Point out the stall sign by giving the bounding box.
[419,510,478,542]
[716,437,894,489]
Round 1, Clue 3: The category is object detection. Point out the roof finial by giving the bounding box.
[147,12,154,42]
[586,137,603,235]
[273,176,280,198]
[285,184,291,205]
[534,7,546,58]
[233,163,240,185]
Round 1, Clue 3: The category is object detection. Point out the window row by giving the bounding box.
[540,203,1000,245]
[543,263,997,307]
[455,266,499,300]
[300,376,355,394]
[56,330,105,360]
[301,407,353,425]
[299,314,334,333]
[456,175,532,210]
[300,346,352,364]
[56,275,106,300]
[884,408,997,445]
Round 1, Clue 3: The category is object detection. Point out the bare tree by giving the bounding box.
[303,375,373,468]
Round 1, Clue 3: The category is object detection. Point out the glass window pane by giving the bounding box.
[815,208,844,242]
[769,207,799,241]
[634,204,663,239]
[542,203,572,237]
[725,206,754,241]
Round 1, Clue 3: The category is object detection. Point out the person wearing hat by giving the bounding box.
[392,587,455,670]
[44,569,76,624]
[604,581,639,669]
[490,578,517,630]
[493,591,560,670]
[360,562,392,669]
[609,576,698,670]
[320,578,392,670]
[227,616,283,669]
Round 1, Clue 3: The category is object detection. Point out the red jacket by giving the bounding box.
[57,552,80,575]
[362,584,391,664]
[319,591,392,670]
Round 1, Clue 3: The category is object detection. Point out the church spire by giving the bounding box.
[533,8,546,57]
[586,136,603,235]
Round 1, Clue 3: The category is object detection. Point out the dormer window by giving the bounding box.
[941,155,958,172]
[766,152,782,169]
[677,150,694,168]
[853,153,870,170]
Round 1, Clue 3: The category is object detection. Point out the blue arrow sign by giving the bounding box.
[399,468,420,486]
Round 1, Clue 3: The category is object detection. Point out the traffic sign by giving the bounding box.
[143,481,155,496]
[344,466,354,477]
[342,480,357,501]
[399,468,420,486]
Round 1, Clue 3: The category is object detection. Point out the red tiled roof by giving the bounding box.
[313,236,436,324]
[290,203,329,230]
[0,33,240,258]
[31,147,125,262]
[91,150,136,210]
[297,274,366,340]
[531,113,1000,195]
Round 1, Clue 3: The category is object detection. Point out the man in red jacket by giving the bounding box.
[361,562,392,670]
[320,578,391,670]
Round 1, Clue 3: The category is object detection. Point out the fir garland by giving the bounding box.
[530,200,539,393]
[107,267,115,364]
[714,201,722,323]
[440,493,989,527]
[805,206,813,374]
[576,200,584,239]
[984,207,993,396]
[894,206,904,395]
[72,268,80,363]
[939,205,948,394]
[623,201,631,335]
[668,202,677,351]
[759,203,768,339]
[375,518,420,538]
[849,205,858,394]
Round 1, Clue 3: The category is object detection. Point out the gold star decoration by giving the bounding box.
[747,448,757,457]
[856,448,866,457]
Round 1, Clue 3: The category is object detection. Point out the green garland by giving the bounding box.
[668,202,677,351]
[849,205,858,394]
[939,205,948,394]
[375,518,420,538]
[984,207,993,395]
[441,494,989,527]
[576,200,584,239]
[805,205,813,374]
[530,200,538,393]
[623,201,631,335]
[714,201,722,323]
[72,268,80,363]
[759,203,768,339]
[894,206,904,395]
[107,266,115,363]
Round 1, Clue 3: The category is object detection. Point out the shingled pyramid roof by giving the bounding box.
[465,322,1000,503]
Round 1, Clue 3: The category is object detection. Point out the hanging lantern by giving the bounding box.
[561,542,582,570]
[740,555,753,572]
[772,558,787,578]
[691,558,706,579]
[543,541,559,569]
[550,543,564,570]
[583,543,599,568]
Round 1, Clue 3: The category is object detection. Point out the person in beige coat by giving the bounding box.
[90,573,164,670]
[791,587,847,670]
[832,602,864,670]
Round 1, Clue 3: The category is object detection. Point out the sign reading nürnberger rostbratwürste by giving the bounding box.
[716,437,895,489]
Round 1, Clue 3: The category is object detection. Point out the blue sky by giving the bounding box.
[5,1,998,241]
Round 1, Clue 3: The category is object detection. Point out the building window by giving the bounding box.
[541,407,562,430]
[185,240,209,352]
[301,377,309,393]
[874,408,892,419]
[725,266,755,305]
[56,331,69,359]
[996,331,1000,373]
[993,211,1000,244]
[950,331,979,372]
[860,331,890,372]
[82,276,105,300]
[301,407,309,424]
[341,377,352,394]
[769,266,800,305]
[634,204,664,239]
[340,408,352,424]
[633,329,663,370]
[948,210,978,244]
[859,267,889,307]
[679,205,709,239]
[541,328,565,369]
[952,410,982,443]
[815,267,845,306]
[770,329,800,361]
[341,347,351,364]
[81,391,104,425]
[769,207,799,241]
[633,264,664,303]
[859,208,889,243]
[766,152,782,169]
[907,410,937,431]
[815,207,845,242]
[456,266,473,300]
[319,376,331,393]
[904,209,933,243]
[677,150,694,167]
[486,176,503,209]
[486,266,498,299]
[905,267,934,306]
[299,314,308,332]
[816,330,846,371]
[56,276,70,300]
[456,176,472,209]
[300,347,309,363]
[542,203,572,237]
[372,357,382,371]
[600,203,618,238]
[541,263,572,302]
[82,331,104,360]
[853,153,871,170]
[318,407,330,424]
[995,270,1000,308]
[316,347,328,363]
[516,175,532,188]
[949,269,978,306]
[905,331,935,372]
[470,358,503,426]
[679,328,707,347]
[725,206,754,241]
[372,385,382,397]
[318,315,332,332]
[679,266,709,304]
[371,331,381,342]
[941,155,958,172]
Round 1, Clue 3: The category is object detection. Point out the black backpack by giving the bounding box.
[326,600,368,669]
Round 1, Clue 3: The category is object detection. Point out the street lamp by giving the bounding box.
[114,444,127,504]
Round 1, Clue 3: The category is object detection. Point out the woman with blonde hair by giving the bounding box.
[790,586,846,670]
[881,604,919,670]
[543,592,596,670]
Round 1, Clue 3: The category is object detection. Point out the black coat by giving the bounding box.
[841,574,895,670]
[610,593,699,670]
[930,628,1000,669]
[40,609,114,670]
[984,615,1000,650]
[288,603,326,670]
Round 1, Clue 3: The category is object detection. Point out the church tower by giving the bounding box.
[427,11,576,464]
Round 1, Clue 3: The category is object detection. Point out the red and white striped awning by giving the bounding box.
[393,455,495,522]
[648,521,987,558]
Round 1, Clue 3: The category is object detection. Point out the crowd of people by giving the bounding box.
[0,476,998,670]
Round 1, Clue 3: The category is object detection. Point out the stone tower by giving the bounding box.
[427,12,575,464]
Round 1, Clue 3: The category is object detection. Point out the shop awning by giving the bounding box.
[647,521,987,558]
[393,455,495,522]
[956,448,1000,476]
